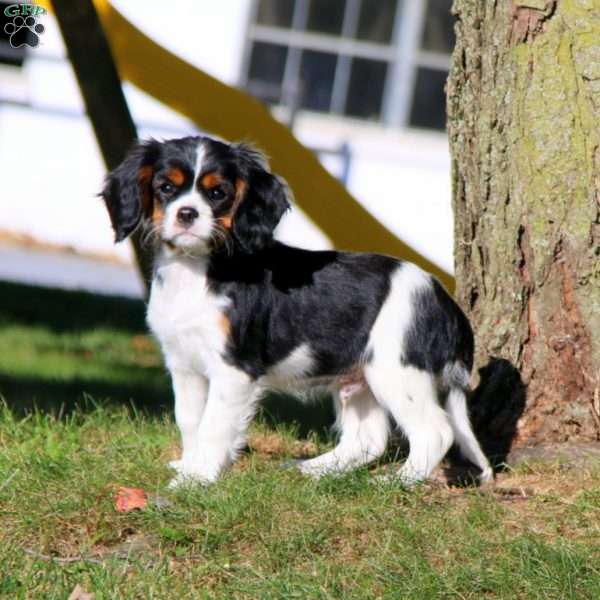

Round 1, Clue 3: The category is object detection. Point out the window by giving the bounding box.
[409,67,448,130]
[242,0,454,130]
[410,0,455,129]
[246,41,288,104]
[244,0,399,123]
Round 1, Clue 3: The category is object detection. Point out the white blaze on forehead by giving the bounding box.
[167,141,209,211]
[161,140,214,249]
[192,140,207,183]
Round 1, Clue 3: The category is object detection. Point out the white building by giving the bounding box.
[0,0,456,295]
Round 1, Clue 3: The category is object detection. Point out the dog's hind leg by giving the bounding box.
[296,386,390,477]
[446,386,494,483]
[365,364,454,485]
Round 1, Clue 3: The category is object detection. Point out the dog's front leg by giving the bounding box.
[169,366,256,487]
[169,369,209,472]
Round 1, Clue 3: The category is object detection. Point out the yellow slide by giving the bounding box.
[47,0,453,290]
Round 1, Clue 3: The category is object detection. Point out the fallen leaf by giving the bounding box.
[130,335,155,351]
[68,584,95,600]
[114,486,148,512]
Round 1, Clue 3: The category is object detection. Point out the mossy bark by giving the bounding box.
[447,0,600,445]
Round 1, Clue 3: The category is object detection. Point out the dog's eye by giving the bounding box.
[208,187,226,201]
[160,182,174,194]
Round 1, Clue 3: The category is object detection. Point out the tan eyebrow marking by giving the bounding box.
[166,168,185,186]
[201,172,225,189]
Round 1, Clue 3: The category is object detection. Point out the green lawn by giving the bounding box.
[1,281,599,599]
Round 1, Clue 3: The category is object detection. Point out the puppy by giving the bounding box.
[101,135,493,487]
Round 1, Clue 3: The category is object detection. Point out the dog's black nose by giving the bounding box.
[177,206,199,225]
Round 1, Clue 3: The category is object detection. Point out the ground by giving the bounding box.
[1,281,600,599]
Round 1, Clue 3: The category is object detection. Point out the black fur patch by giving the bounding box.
[402,277,474,374]
[208,243,397,379]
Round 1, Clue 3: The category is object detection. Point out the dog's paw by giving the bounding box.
[295,459,346,479]
[479,466,495,485]
[167,471,209,489]
[279,459,301,471]
[279,458,323,477]
[168,459,184,472]
[281,458,334,478]
[167,461,221,489]
[370,466,423,488]
[295,459,324,478]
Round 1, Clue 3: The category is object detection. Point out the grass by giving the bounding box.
[1,281,600,598]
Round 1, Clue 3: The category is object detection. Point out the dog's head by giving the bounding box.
[101,136,291,255]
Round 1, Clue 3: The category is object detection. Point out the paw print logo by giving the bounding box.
[4,15,45,48]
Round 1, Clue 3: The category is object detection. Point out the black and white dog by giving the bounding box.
[102,135,492,487]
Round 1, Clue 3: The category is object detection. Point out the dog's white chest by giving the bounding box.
[147,255,229,375]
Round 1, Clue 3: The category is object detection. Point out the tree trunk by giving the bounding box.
[53,0,153,294]
[447,0,600,452]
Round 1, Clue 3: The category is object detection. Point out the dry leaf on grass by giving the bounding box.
[130,335,155,351]
[68,584,95,600]
[114,486,148,512]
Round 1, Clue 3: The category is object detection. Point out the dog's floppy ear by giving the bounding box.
[232,144,291,253]
[100,140,161,242]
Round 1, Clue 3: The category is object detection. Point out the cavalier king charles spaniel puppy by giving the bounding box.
[101,135,492,487]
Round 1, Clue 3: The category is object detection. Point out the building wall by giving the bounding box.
[0,0,454,274]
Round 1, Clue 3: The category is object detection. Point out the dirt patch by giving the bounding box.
[507,442,600,468]
[248,432,318,460]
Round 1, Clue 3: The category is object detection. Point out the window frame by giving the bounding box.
[239,0,453,130]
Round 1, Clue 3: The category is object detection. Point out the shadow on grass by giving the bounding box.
[0,280,168,416]
[259,392,335,444]
[0,373,171,416]
[0,373,336,442]
[0,280,147,334]
[0,280,336,439]
[0,281,528,456]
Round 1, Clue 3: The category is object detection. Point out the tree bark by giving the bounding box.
[447,0,600,449]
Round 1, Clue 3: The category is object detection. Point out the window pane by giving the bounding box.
[345,58,387,120]
[256,0,295,28]
[356,0,398,44]
[306,0,346,36]
[409,67,448,130]
[246,42,288,104]
[421,0,455,53]
[299,50,337,112]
